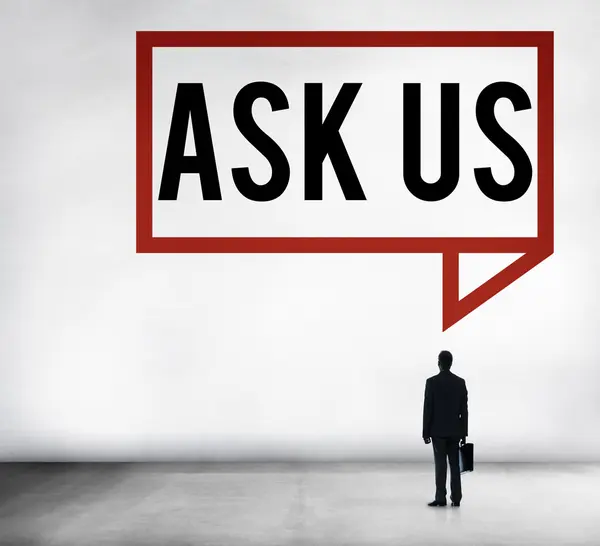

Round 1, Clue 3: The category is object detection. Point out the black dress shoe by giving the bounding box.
[451,502,460,507]
[428,500,447,507]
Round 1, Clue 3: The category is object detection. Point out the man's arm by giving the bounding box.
[423,378,433,440]
[460,380,468,442]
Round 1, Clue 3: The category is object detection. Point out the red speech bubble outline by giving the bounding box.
[136,31,553,331]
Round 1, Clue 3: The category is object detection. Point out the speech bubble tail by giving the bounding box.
[442,247,553,331]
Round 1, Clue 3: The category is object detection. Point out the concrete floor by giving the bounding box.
[0,463,598,545]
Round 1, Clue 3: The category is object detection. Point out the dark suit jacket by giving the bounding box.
[422,370,468,439]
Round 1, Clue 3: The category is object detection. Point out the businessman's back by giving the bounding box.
[422,350,468,508]
[423,370,468,439]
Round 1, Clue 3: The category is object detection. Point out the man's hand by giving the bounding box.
[423,437,431,444]
[460,437,466,447]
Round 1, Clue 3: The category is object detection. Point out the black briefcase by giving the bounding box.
[459,442,474,473]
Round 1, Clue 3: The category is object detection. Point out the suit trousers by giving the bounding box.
[432,437,462,503]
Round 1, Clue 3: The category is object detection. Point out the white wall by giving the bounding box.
[1,0,599,461]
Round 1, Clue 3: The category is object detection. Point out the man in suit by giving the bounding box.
[422,350,468,507]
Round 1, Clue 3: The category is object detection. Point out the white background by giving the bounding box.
[1,0,598,462]
[153,46,537,237]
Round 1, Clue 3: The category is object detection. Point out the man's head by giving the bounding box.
[438,350,453,371]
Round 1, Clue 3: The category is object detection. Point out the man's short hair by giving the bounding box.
[438,350,453,370]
